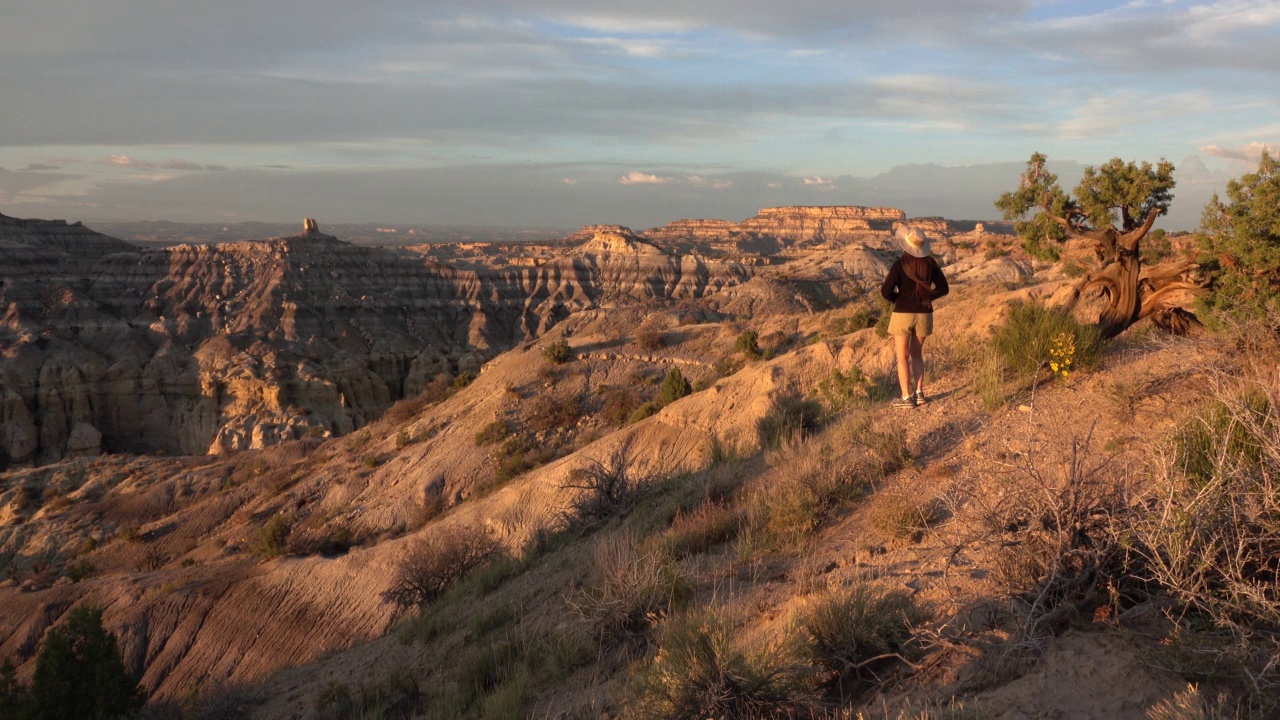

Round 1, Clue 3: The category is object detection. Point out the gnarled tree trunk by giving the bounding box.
[1046,206,1205,338]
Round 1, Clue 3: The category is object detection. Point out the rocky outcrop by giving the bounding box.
[737,206,905,243]
[0,218,749,467]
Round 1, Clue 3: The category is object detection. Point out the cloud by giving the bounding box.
[101,155,225,171]
[803,176,837,189]
[561,177,579,185]
[619,171,672,185]
[686,175,733,189]
[20,162,60,171]
[1200,141,1280,162]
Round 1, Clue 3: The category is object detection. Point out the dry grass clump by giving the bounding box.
[567,531,689,642]
[661,500,742,558]
[757,395,824,451]
[829,415,911,481]
[1146,684,1242,720]
[382,525,502,611]
[867,493,947,541]
[629,608,813,720]
[314,669,420,720]
[746,447,854,550]
[796,583,927,701]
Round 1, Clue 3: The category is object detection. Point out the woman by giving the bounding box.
[880,223,949,409]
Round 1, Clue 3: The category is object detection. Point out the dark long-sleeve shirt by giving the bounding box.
[880,256,949,313]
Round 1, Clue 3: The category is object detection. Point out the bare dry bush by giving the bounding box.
[559,441,653,531]
[382,526,502,611]
[635,324,666,351]
[1135,376,1280,682]
[971,424,1140,639]
[525,391,586,434]
[662,500,742,558]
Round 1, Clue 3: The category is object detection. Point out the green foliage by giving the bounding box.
[474,420,512,447]
[1076,156,1176,229]
[996,152,1177,252]
[0,660,24,720]
[815,367,889,412]
[250,515,291,559]
[629,401,662,424]
[452,371,476,389]
[659,368,693,406]
[630,608,812,720]
[734,330,761,359]
[1140,228,1172,265]
[1173,391,1271,488]
[989,301,1102,386]
[797,584,926,699]
[874,301,893,339]
[542,338,572,364]
[1197,151,1280,328]
[756,396,823,451]
[20,606,146,720]
[994,152,1072,251]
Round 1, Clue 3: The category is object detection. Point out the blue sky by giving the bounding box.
[0,0,1277,230]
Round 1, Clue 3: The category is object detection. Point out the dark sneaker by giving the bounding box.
[892,395,917,409]
[915,391,928,405]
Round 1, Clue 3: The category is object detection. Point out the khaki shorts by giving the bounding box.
[887,312,933,339]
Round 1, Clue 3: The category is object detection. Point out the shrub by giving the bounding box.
[629,401,662,424]
[662,501,741,558]
[747,446,861,550]
[630,608,812,720]
[560,441,649,529]
[1197,151,1280,329]
[796,583,926,700]
[867,493,946,541]
[474,420,512,447]
[635,325,665,351]
[815,367,888,412]
[249,515,291,559]
[1139,379,1280,637]
[314,669,420,720]
[601,386,645,426]
[452,371,476,389]
[735,330,761,359]
[385,393,430,425]
[20,606,146,720]
[525,392,585,434]
[756,395,823,451]
[382,526,501,610]
[568,532,688,641]
[542,338,572,364]
[659,368,693,406]
[989,300,1101,391]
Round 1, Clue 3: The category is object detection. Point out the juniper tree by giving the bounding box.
[1196,150,1280,329]
[996,153,1203,337]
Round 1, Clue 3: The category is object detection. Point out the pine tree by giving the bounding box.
[659,368,692,405]
[22,606,145,720]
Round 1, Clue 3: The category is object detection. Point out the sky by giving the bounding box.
[1,0,1277,231]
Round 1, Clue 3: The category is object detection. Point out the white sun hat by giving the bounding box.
[895,223,932,258]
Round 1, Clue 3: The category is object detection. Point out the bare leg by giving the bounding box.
[894,333,912,398]
[910,335,927,394]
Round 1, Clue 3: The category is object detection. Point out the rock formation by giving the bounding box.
[0,217,749,467]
